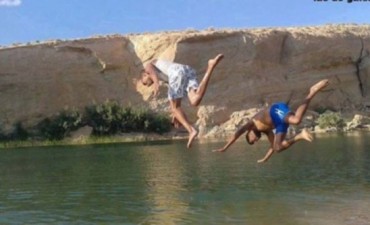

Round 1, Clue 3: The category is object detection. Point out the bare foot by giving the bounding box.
[308,79,329,99]
[187,127,198,149]
[208,54,224,68]
[300,128,313,142]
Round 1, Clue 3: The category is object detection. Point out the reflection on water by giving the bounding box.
[0,133,370,225]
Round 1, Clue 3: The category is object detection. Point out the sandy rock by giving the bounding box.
[347,114,370,130]
[1,25,370,137]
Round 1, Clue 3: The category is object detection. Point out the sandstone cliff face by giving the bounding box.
[1,24,370,136]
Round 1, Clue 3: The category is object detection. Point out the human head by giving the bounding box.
[140,70,153,86]
[245,128,261,145]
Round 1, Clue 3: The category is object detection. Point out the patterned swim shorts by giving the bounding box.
[167,64,199,100]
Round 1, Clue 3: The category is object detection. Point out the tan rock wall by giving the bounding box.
[1,25,370,136]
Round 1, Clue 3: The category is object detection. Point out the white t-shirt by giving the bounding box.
[153,59,182,82]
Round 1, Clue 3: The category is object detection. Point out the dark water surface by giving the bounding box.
[1,132,370,225]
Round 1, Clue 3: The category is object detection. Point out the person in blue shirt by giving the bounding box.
[213,79,329,163]
[141,54,224,148]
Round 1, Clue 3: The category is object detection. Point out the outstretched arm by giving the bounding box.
[144,62,160,96]
[257,131,275,163]
[257,148,274,163]
[213,121,253,153]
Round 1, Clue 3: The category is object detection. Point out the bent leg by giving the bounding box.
[286,79,329,125]
[170,101,182,128]
[259,129,313,163]
[188,54,224,106]
[272,132,287,152]
[169,99,198,148]
[276,128,313,152]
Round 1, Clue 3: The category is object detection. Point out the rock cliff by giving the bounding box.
[1,24,370,136]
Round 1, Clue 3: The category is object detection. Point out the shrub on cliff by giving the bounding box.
[1,101,171,142]
[0,127,6,141]
[316,111,346,130]
[37,109,83,140]
[0,122,29,141]
[85,101,124,135]
[127,108,171,134]
[10,122,29,140]
[85,101,171,136]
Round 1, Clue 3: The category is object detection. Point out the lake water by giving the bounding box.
[0,132,370,225]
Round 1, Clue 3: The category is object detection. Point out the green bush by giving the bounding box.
[150,113,172,133]
[0,127,6,141]
[129,108,171,134]
[0,122,29,141]
[317,112,346,130]
[1,101,171,142]
[37,109,83,140]
[85,101,171,136]
[85,101,124,135]
[11,122,29,140]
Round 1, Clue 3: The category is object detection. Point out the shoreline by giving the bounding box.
[1,129,369,149]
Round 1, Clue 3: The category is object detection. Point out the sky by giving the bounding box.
[0,0,370,46]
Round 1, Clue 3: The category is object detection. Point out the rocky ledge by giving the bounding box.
[1,24,370,138]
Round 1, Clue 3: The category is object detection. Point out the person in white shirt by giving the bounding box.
[141,54,224,148]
